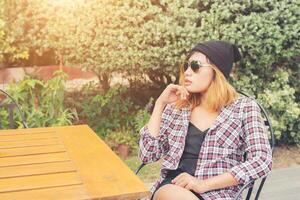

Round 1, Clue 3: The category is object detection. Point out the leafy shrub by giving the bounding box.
[105,128,138,153]
[68,83,139,138]
[132,97,153,134]
[0,70,74,128]
[257,70,300,144]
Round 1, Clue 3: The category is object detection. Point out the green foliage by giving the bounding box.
[1,70,74,128]
[0,0,29,64]
[1,0,201,88]
[257,70,300,144]
[132,97,153,133]
[106,128,138,152]
[0,0,299,144]
[62,0,202,89]
[0,109,9,128]
[69,83,138,138]
[198,0,300,144]
[67,84,153,151]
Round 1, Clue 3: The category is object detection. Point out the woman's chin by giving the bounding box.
[185,85,207,93]
[185,86,197,93]
[184,84,192,89]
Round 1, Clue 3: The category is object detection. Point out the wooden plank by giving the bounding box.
[0,172,83,193]
[0,161,76,178]
[0,185,90,200]
[0,138,61,149]
[56,125,150,200]
[0,145,66,158]
[0,130,54,136]
[0,152,70,167]
[0,132,59,142]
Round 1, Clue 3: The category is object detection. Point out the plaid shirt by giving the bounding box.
[139,96,272,200]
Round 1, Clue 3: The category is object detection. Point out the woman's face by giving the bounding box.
[183,52,215,93]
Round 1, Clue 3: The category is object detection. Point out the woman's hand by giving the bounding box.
[171,172,209,194]
[156,84,190,105]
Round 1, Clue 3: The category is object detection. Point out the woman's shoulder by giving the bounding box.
[231,95,261,112]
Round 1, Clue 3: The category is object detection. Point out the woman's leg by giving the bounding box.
[153,184,200,200]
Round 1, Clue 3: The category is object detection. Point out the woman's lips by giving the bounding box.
[184,80,192,85]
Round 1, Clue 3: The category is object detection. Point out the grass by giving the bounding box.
[122,154,161,184]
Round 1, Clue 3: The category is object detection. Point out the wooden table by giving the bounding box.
[0,125,150,200]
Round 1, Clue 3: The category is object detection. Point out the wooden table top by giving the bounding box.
[0,125,150,200]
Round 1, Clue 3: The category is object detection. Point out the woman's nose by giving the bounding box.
[184,67,192,75]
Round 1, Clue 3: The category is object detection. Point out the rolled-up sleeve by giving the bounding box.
[138,103,173,164]
[228,98,273,185]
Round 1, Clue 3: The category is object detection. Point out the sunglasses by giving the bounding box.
[183,60,211,72]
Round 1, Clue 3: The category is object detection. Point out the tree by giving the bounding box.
[61,0,203,91]
[0,0,29,66]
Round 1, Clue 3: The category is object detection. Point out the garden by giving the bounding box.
[0,0,299,186]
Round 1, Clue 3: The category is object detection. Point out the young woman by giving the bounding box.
[138,40,272,200]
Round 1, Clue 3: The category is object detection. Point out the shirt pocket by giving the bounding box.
[215,117,242,149]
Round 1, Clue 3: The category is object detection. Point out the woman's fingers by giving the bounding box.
[176,179,189,188]
[172,172,186,183]
[172,173,191,188]
[169,84,189,100]
[180,86,189,100]
[182,89,189,100]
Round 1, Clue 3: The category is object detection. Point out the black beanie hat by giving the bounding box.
[189,40,242,79]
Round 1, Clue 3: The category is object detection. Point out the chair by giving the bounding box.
[0,89,28,129]
[135,90,275,200]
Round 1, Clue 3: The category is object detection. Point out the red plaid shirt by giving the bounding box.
[139,96,272,200]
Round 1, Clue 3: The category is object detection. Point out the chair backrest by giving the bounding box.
[236,90,275,200]
[0,89,28,129]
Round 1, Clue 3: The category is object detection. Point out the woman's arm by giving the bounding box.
[172,171,238,193]
[147,100,167,138]
[227,98,272,185]
[200,172,238,192]
[139,84,189,163]
[138,100,172,163]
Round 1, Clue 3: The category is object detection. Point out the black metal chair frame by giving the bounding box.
[0,89,28,129]
[135,90,275,200]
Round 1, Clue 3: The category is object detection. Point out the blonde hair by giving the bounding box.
[174,55,239,112]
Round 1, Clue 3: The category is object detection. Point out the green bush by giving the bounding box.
[65,83,155,153]
[0,0,29,64]
[104,98,152,154]
[1,70,74,128]
[105,128,139,153]
[0,0,202,90]
[68,83,139,138]
[132,97,153,134]
[197,0,300,145]
[257,70,300,144]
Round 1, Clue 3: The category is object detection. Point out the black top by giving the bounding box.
[152,122,208,200]
[167,122,208,177]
